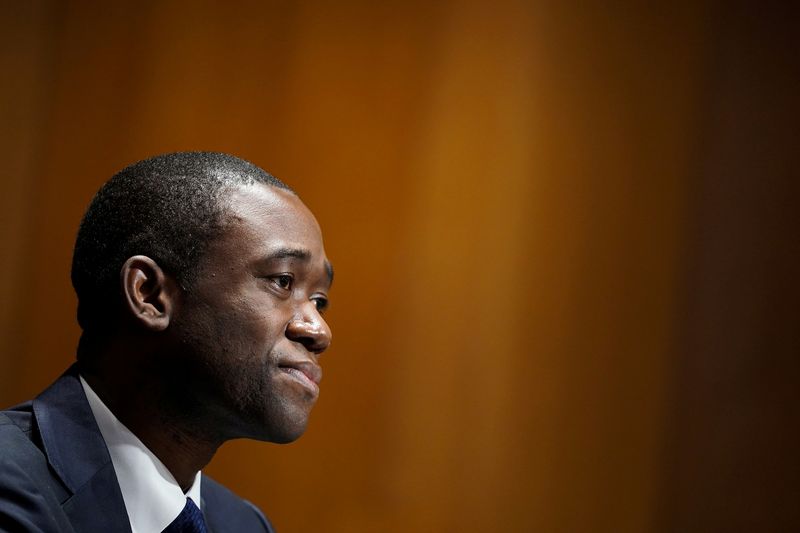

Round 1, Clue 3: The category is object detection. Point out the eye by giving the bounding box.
[271,274,294,291]
[312,296,329,313]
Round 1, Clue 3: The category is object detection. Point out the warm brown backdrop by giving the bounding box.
[1,1,798,532]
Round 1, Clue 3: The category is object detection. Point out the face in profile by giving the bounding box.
[169,183,333,443]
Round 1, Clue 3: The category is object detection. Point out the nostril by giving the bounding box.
[298,335,319,352]
[286,318,329,354]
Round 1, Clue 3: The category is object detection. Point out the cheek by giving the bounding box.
[236,307,288,352]
[213,305,290,378]
[176,291,290,371]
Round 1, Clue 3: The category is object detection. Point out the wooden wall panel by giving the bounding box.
[1,1,795,531]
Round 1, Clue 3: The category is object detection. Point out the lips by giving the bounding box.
[278,360,322,394]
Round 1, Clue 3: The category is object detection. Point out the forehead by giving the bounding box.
[214,184,327,264]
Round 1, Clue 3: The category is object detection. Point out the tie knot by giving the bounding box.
[163,497,207,533]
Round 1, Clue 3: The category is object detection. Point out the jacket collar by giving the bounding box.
[33,364,131,533]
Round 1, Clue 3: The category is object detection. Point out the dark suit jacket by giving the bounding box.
[0,366,276,532]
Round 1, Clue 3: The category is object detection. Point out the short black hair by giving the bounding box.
[71,151,292,339]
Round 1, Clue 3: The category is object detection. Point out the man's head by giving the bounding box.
[71,152,332,443]
[72,152,292,336]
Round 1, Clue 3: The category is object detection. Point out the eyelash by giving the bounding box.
[271,274,294,291]
[269,274,329,313]
[312,297,329,314]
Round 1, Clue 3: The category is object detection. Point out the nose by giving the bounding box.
[285,302,332,355]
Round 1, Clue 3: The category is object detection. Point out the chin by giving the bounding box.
[259,423,308,444]
[244,411,310,444]
[233,391,315,442]
[268,432,303,445]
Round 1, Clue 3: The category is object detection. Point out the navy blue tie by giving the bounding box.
[162,498,208,533]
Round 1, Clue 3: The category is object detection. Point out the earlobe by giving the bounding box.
[120,255,177,331]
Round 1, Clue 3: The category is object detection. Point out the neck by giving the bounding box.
[80,360,223,492]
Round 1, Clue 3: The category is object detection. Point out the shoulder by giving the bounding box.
[0,405,44,471]
[201,475,277,533]
[0,410,73,532]
[1,401,35,435]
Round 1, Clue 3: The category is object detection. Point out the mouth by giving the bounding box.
[278,360,322,396]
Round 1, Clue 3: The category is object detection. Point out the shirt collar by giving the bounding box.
[80,376,202,533]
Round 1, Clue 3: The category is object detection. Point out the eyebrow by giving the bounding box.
[269,247,311,261]
[325,261,334,286]
[265,247,334,286]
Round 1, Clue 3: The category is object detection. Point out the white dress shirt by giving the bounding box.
[80,376,202,533]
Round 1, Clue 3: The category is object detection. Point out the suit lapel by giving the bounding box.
[33,365,132,533]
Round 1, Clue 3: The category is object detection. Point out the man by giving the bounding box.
[0,152,333,532]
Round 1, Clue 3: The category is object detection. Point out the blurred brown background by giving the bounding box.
[1,1,798,532]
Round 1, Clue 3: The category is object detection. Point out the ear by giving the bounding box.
[120,255,179,331]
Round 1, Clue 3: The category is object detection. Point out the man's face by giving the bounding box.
[170,184,332,443]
